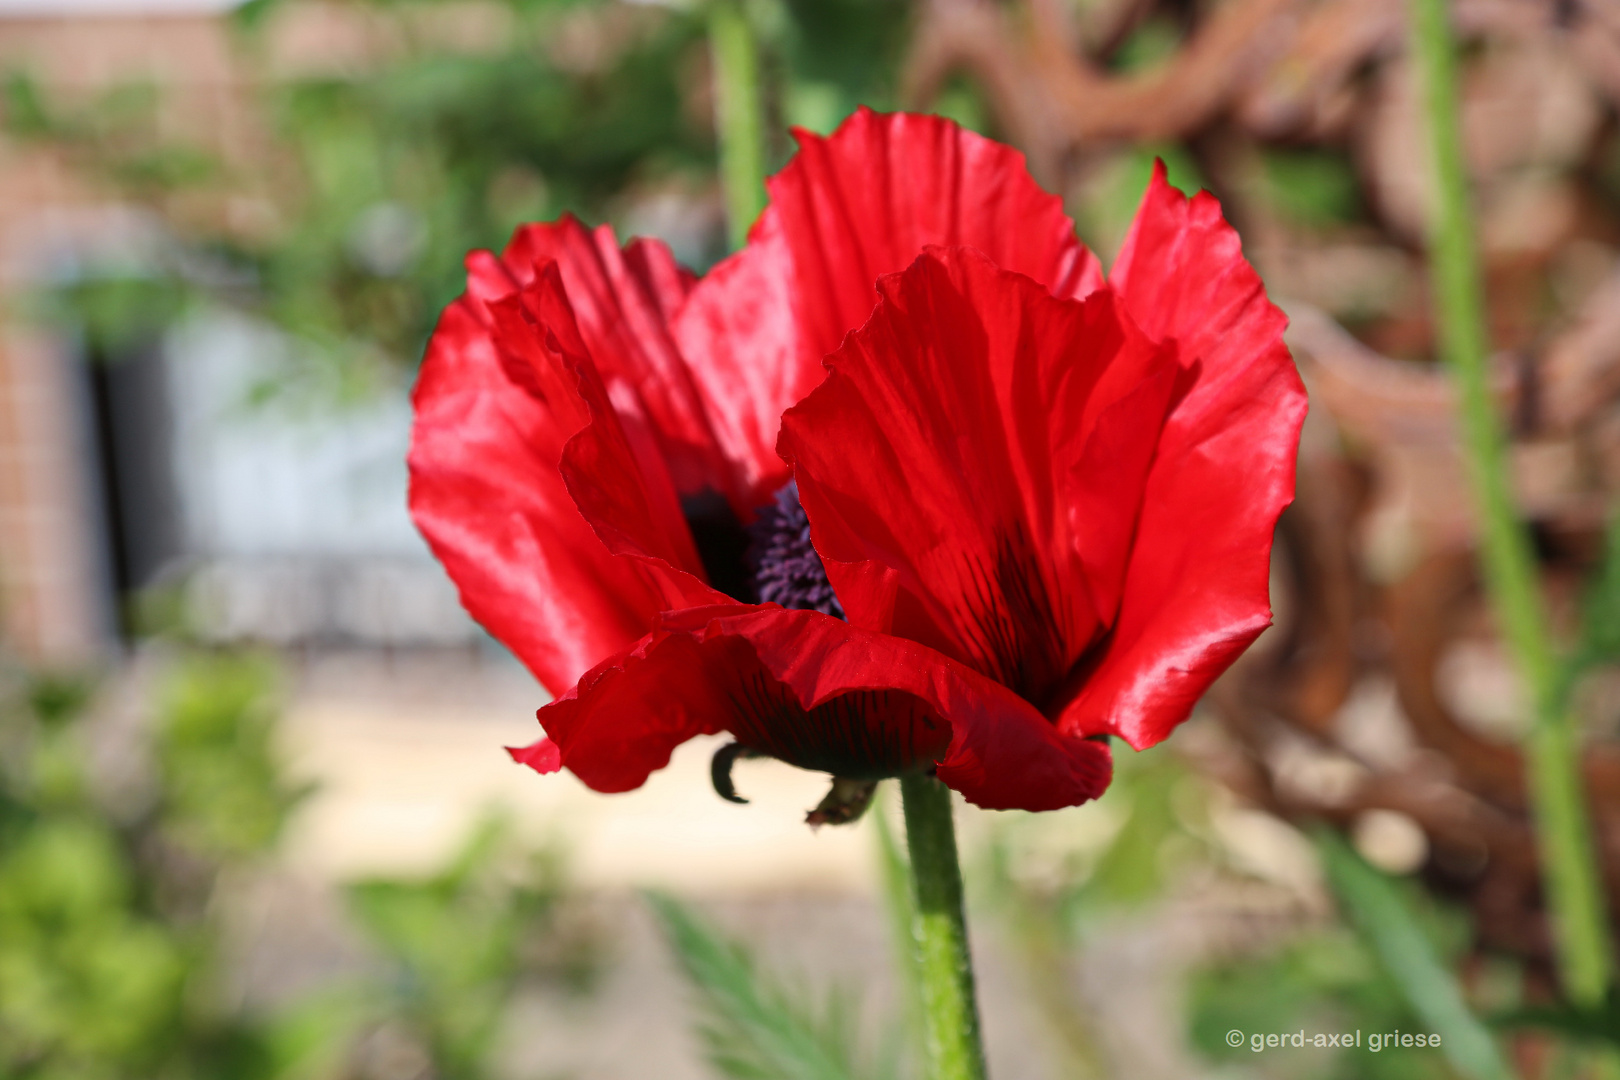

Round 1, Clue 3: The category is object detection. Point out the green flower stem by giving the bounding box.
[708,0,766,252]
[899,773,989,1080]
[1411,0,1613,1005]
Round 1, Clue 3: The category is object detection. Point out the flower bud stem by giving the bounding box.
[708,0,766,252]
[1411,0,1614,1011]
[900,772,988,1080]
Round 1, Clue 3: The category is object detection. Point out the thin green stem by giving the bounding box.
[708,0,766,252]
[899,773,988,1080]
[1410,0,1613,1005]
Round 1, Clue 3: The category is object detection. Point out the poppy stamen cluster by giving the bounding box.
[745,481,844,618]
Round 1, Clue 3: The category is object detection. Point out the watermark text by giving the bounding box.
[1225,1029,1442,1053]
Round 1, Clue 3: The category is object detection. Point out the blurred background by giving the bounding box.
[2,0,1619,1077]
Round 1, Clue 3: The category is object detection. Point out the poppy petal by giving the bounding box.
[409,251,731,695]
[672,109,1102,507]
[667,210,802,508]
[497,218,747,503]
[781,247,1176,712]
[535,604,1111,810]
[1057,163,1308,749]
[409,291,670,695]
[768,108,1103,360]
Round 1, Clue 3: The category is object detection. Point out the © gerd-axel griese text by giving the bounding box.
[1226,1029,1441,1053]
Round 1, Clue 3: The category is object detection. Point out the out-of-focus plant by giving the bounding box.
[296,816,599,1080]
[0,651,597,1080]
[1411,0,1612,1032]
[649,890,898,1080]
[967,744,1518,1079]
[0,654,294,1080]
[1314,830,1514,1080]
[969,746,1222,1078]
[1189,923,1465,1080]
[6,0,911,402]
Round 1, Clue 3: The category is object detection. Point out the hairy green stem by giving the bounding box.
[900,773,988,1080]
[1410,0,1613,1005]
[708,0,766,251]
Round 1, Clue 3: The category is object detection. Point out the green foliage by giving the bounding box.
[1261,149,1363,228]
[1494,984,1620,1047]
[154,653,305,860]
[1188,929,1452,1080]
[0,656,291,1080]
[1,71,220,200]
[249,3,716,380]
[10,0,923,405]
[772,0,910,141]
[1575,512,1620,673]
[1109,16,1183,72]
[978,744,1216,926]
[334,816,594,1080]
[647,890,893,1080]
[1315,830,1512,1080]
[1187,833,1506,1080]
[0,651,595,1080]
[44,278,193,357]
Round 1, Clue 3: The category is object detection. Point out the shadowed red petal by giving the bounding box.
[496,218,752,503]
[673,109,1102,506]
[1056,163,1308,749]
[535,604,1110,810]
[781,247,1177,713]
[666,211,801,507]
[410,292,668,695]
[410,251,728,696]
[479,268,703,586]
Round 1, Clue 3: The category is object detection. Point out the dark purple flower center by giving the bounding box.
[745,480,844,619]
[679,481,843,617]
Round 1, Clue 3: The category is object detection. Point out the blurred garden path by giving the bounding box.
[276,648,880,891]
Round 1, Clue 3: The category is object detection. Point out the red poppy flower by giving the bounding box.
[408,108,1304,814]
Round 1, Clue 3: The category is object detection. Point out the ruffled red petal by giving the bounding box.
[1055,163,1308,749]
[768,108,1103,359]
[780,247,1177,713]
[409,291,669,695]
[409,243,731,694]
[532,604,1111,811]
[493,218,756,504]
[673,108,1102,507]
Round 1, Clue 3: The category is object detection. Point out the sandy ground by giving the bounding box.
[275,648,882,893]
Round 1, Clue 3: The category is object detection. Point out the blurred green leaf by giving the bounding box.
[1493,986,1620,1047]
[648,890,889,1080]
[154,652,304,860]
[871,794,924,1068]
[1576,512,1620,671]
[1262,149,1362,228]
[344,814,588,1080]
[1316,828,1515,1080]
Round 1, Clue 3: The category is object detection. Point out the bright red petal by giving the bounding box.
[409,247,732,695]
[1057,163,1308,749]
[535,604,1110,811]
[769,108,1103,358]
[673,108,1102,507]
[508,738,562,774]
[667,210,802,508]
[410,291,669,696]
[497,218,749,503]
[781,247,1176,713]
